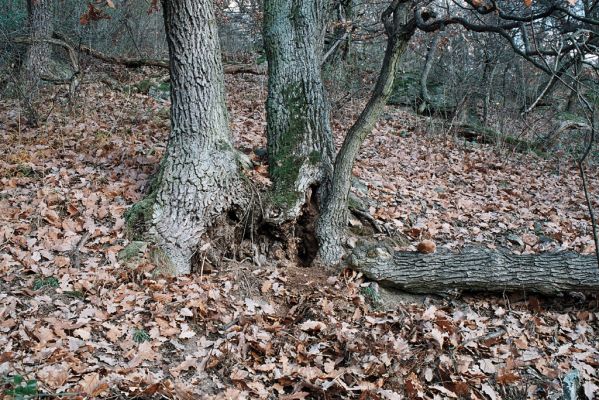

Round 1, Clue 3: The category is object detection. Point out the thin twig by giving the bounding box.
[70,231,91,268]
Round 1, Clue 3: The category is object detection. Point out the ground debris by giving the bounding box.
[0,73,597,398]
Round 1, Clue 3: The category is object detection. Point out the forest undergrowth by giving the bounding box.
[1,70,598,399]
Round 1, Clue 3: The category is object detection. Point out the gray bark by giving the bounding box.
[148,0,247,275]
[263,0,334,220]
[349,244,599,295]
[315,0,416,267]
[24,0,53,84]
[418,31,440,114]
[21,0,54,122]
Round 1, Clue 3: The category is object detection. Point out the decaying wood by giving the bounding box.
[349,244,599,295]
[454,123,537,152]
[76,46,264,74]
[14,35,81,98]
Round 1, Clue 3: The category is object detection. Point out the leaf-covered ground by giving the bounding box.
[1,72,598,399]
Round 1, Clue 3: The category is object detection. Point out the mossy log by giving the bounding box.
[455,123,536,153]
[348,244,599,295]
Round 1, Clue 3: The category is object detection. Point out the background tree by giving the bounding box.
[20,0,54,123]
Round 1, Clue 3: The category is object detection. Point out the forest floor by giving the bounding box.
[1,70,598,399]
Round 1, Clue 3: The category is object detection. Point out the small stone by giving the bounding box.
[346,236,358,248]
[348,216,363,227]
[254,147,267,158]
[506,234,524,247]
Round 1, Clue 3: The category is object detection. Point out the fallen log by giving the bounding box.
[46,32,265,75]
[348,244,599,295]
[75,46,264,75]
[454,123,534,153]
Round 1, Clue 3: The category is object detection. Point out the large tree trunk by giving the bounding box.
[144,0,247,275]
[349,244,599,295]
[315,1,416,267]
[263,0,334,220]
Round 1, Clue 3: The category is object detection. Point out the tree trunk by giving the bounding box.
[21,0,54,122]
[315,1,416,267]
[418,30,440,114]
[145,0,247,275]
[263,0,334,220]
[24,0,53,82]
[482,63,497,126]
[349,244,599,295]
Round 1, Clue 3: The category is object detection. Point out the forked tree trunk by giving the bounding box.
[263,0,334,220]
[147,0,247,275]
[316,1,416,267]
[349,244,599,295]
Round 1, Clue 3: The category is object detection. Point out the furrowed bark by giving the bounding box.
[145,0,247,275]
[21,0,54,123]
[263,0,334,220]
[23,0,53,86]
[349,244,599,295]
[315,0,416,267]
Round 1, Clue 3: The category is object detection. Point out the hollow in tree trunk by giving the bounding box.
[138,0,248,275]
[263,0,334,220]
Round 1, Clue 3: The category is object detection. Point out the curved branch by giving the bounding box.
[414,9,556,73]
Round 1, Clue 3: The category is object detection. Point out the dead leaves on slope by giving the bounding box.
[1,73,598,399]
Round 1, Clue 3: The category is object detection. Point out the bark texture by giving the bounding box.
[21,0,54,121]
[263,0,334,220]
[316,1,416,266]
[24,0,53,84]
[349,244,599,295]
[149,0,246,275]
